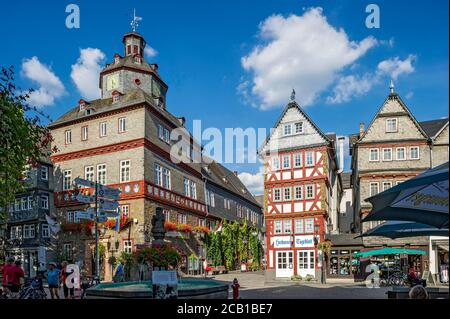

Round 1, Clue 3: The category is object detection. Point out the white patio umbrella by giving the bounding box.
[363,162,449,229]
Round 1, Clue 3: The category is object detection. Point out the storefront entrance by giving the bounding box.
[276,251,294,278]
[329,249,361,278]
[297,250,315,277]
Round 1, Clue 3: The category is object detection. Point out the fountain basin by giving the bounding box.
[85,278,229,299]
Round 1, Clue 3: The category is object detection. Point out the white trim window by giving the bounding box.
[382,181,392,191]
[21,197,27,210]
[85,166,94,182]
[294,153,302,168]
[304,218,314,233]
[273,188,281,202]
[386,118,398,132]
[158,124,171,143]
[67,211,80,223]
[81,126,88,141]
[190,181,197,200]
[121,205,130,219]
[120,160,131,183]
[305,152,314,166]
[294,186,303,200]
[272,156,280,171]
[210,193,215,207]
[282,155,290,169]
[274,220,282,234]
[382,148,393,161]
[123,240,133,253]
[369,149,379,162]
[40,166,49,181]
[27,196,33,210]
[23,224,35,239]
[283,124,292,136]
[396,147,406,160]
[305,184,315,199]
[15,199,20,211]
[65,130,72,144]
[283,220,292,234]
[63,243,73,260]
[100,122,107,137]
[295,219,304,234]
[118,117,126,133]
[63,170,72,190]
[370,182,379,196]
[283,187,291,201]
[42,224,50,238]
[177,213,187,224]
[97,164,107,185]
[184,178,197,199]
[41,194,49,210]
[409,146,420,160]
[10,226,22,240]
[295,122,304,134]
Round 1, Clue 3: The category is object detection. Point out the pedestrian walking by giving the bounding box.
[1,257,15,296]
[231,278,240,300]
[46,262,61,299]
[60,261,74,299]
[8,260,25,294]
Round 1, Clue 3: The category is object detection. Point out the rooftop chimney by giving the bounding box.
[359,122,365,136]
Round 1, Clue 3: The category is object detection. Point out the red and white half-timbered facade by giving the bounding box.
[260,96,341,279]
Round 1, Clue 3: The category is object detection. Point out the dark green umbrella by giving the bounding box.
[356,221,449,239]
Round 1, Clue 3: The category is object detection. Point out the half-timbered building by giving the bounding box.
[259,93,342,280]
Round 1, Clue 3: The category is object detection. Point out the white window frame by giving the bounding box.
[100,121,107,137]
[396,147,406,161]
[97,164,107,185]
[305,152,314,167]
[63,170,72,191]
[21,198,27,210]
[85,166,94,182]
[283,124,292,136]
[409,146,420,160]
[294,186,303,200]
[295,219,304,234]
[15,199,20,211]
[81,126,88,141]
[282,155,290,169]
[272,156,280,171]
[65,130,72,144]
[120,160,131,183]
[274,220,282,234]
[295,122,304,134]
[10,226,22,240]
[283,220,292,234]
[305,184,315,199]
[40,166,48,181]
[210,193,215,207]
[382,148,393,161]
[273,188,281,202]
[27,196,33,210]
[370,182,379,197]
[23,224,35,239]
[304,218,314,233]
[382,181,392,192]
[369,148,379,162]
[386,118,398,133]
[283,187,291,201]
[42,224,50,238]
[41,194,49,210]
[123,240,133,253]
[118,117,126,133]
[294,153,302,168]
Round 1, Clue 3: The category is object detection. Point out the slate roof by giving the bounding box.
[49,88,180,129]
[419,118,449,138]
[327,233,363,246]
[202,159,262,208]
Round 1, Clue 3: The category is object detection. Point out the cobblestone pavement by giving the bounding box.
[209,271,391,299]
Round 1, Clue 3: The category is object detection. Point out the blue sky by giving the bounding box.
[1,0,448,194]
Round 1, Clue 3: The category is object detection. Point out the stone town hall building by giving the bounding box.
[48,31,261,277]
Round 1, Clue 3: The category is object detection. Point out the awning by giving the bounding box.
[353,247,427,258]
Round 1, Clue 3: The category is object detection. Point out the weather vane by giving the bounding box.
[131,8,142,32]
[290,88,296,101]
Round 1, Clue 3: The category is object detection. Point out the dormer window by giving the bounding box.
[134,54,141,64]
[114,54,120,64]
[112,90,122,103]
[79,99,86,111]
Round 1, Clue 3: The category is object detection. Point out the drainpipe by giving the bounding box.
[428,137,434,168]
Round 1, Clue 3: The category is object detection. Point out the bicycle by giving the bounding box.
[80,276,100,299]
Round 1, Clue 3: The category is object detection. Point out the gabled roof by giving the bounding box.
[202,159,261,208]
[419,118,449,139]
[357,92,428,143]
[259,100,331,154]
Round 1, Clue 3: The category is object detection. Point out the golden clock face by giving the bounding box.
[106,73,119,91]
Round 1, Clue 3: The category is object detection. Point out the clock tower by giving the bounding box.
[99,31,168,108]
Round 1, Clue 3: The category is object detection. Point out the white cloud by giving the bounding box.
[240,7,377,110]
[144,46,158,58]
[327,74,374,104]
[238,166,264,195]
[21,56,66,107]
[405,91,414,99]
[70,48,105,100]
[376,54,416,80]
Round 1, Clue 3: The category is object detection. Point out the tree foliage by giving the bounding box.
[0,66,54,220]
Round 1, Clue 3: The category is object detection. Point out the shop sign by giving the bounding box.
[273,236,292,248]
[294,235,315,248]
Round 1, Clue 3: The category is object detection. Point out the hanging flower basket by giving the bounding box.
[176,223,192,233]
[193,226,210,234]
[134,244,181,268]
[164,221,177,231]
